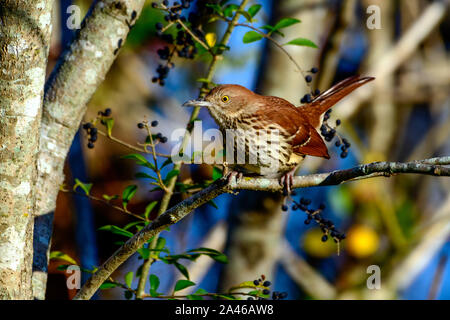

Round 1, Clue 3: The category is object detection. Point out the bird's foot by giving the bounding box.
[280,170,295,195]
[224,170,243,185]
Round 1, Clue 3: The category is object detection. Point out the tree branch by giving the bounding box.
[74,156,449,299]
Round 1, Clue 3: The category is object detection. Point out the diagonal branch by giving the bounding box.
[74,156,449,299]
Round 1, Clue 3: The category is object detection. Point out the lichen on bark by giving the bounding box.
[0,0,53,299]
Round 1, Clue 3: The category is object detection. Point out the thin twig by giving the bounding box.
[95,127,171,158]
[177,19,211,52]
[220,18,307,78]
[63,189,146,221]
[143,122,170,193]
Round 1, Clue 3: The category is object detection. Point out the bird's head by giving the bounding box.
[182,84,256,125]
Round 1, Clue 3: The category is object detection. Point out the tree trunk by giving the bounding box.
[0,0,53,299]
[32,0,145,299]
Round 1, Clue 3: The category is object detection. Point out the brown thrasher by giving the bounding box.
[183,75,374,192]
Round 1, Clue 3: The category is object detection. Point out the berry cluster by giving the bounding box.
[320,109,351,158]
[82,122,97,149]
[137,120,168,143]
[300,67,320,103]
[82,108,112,149]
[292,197,346,243]
[151,0,208,86]
[247,275,288,300]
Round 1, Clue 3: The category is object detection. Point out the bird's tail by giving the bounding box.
[298,75,375,128]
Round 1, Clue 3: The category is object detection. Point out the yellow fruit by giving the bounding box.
[205,33,216,48]
[346,224,379,258]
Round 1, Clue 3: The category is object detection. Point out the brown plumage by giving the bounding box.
[183,75,374,191]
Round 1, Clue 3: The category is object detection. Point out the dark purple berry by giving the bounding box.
[104,108,112,116]
[137,123,144,129]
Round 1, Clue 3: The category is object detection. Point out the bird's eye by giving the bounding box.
[222,95,229,102]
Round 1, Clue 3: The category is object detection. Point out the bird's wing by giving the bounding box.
[257,96,330,159]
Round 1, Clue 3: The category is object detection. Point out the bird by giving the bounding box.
[183,75,375,193]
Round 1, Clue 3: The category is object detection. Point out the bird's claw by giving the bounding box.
[224,171,243,185]
[280,171,295,195]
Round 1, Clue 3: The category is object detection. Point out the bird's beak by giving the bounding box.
[182,99,212,108]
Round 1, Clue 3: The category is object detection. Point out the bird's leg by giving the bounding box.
[222,161,243,184]
[224,171,243,184]
[280,167,296,195]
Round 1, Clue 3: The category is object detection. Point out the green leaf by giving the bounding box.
[137,247,150,260]
[207,200,219,210]
[125,271,133,288]
[195,288,209,295]
[50,251,77,265]
[98,225,133,238]
[165,169,180,182]
[223,4,239,17]
[160,157,173,169]
[187,294,204,300]
[100,281,118,290]
[144,201,158,219]
[149,274,160,296]
[121,153,155,170]
[237,9,252,22]
[188,247,228,263]
[229,280,269,292]
[273,18,301,31]
[174,262,190,279]
[123,221,143,231]
[156,237,166,250]
[187,288,207,300]
[242,31,263,43]
[122,185,138,210]
[248,4,262,17]
[56,264,70,271]
[73,178,92,195]
[104,118,114,137]
[212,167,223,181]
[174,280,196,292]
[284,37,318,48]
[261,25,284,37]
[188,247,222,255]
[135,172,157,181]
[102,194,118,201]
